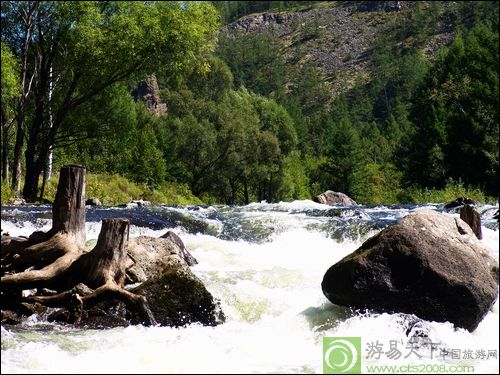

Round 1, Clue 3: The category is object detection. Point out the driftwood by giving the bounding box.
[1,165,156,326]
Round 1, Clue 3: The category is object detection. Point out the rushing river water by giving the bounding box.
[1,201,499,374]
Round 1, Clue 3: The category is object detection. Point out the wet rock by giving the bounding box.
[160,231,198,266]
[444,197,477,210]
[1,310,23,325]
[85,198,102,206]
[127,234,224,327]
[128,199,151,207]
[133,256,225,327]
[127,234,198,282]
[313,191,357,206]
[322,209,498,331]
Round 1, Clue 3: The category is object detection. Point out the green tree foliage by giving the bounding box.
[162,56,299,204]
[129,105,167,187]
[322,116,365,195]
[1,42,19,181]
[407,16,499,195]
[217,32,287,99]
[1,1,219,201]
[56,85,166,187]
[0,42,19,101]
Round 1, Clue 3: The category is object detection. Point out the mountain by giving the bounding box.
[218,1,469,101]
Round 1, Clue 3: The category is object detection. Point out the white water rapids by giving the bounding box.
[1,201,499,373]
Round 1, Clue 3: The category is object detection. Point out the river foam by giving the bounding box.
[1,201,498,373]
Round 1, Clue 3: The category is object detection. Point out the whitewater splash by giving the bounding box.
[1,201,499,373]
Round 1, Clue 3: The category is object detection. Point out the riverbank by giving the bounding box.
[1,174,497,208]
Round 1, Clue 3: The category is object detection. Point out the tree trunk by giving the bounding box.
[51,164,86,244]
[11,4,36,195]
[12,98,25,196]
[22,82,47,202]
[460,204,482,240]
[1,107,10,182]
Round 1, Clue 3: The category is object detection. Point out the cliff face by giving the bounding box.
[222,1,455,99]
[132,75,167,117]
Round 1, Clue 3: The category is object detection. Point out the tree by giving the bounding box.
[1,42,20,182]
[56,83,138,177]
[217,32,287,99]
[1,1,220,201]
[1,1,38,195]
[129,105,167,188]
[322,115,365,195]
[407,17,499,195]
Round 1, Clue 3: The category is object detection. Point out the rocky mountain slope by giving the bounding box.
[221,1,456,99]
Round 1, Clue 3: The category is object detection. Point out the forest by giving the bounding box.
[1,1,498,205]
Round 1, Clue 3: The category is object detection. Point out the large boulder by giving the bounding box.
[85,198,102,206]
[128,233,224,327]
[313,191,357,206]
[133,256,225,327]
[47,232,223,328]
[127,231,198,282]
[321,209,499,331]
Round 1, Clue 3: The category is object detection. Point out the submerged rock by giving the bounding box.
[128,199,152,207]
[321,209,498,331]
[313,191,357,206]
[7,198,26,205]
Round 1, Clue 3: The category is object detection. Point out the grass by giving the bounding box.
[398,179,497,205]
[1,175,497,207]
[1,173,203,206]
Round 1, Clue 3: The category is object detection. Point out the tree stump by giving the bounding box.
[26,219,156,326]
[1,165,156,326]
[1,164,86,279]
[460,204,482,240]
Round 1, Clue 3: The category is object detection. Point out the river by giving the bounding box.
[1,201,499,373]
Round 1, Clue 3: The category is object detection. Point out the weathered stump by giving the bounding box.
[26,219,156,326]
[1,165,86,280]
[460,204,482,240]
[1,165,156,326]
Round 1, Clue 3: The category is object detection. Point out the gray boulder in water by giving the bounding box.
[313,191,357,206]
[133,255,225,327]
[56,232,224,328]
[321,209,498,331]
[128,233,224,327]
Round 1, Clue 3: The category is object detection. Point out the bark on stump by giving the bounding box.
[1,164,86,279]
[1,165,156,326]
[460,204,482,240]
[26,219,156,326]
